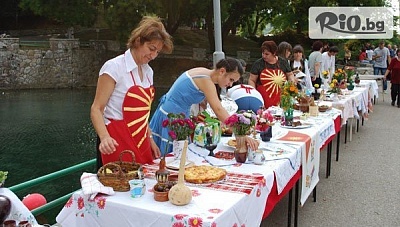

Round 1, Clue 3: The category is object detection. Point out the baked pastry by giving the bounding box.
[292,121,302,127]
[227,139,236,147]
[184,165,227,184]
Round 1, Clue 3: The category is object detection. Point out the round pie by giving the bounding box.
[184,165,227,184]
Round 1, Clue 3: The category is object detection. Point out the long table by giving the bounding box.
[56,110,342,227]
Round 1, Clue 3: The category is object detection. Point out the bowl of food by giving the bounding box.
[318,105,330,112]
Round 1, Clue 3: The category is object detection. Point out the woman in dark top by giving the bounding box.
[248,41,295,108]
[384,49,400,107]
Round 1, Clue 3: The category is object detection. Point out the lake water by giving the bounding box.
[0,86,169,224]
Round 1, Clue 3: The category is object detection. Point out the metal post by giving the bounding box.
[212,0,225,68]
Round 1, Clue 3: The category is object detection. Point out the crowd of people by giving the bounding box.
[90,16,400,166]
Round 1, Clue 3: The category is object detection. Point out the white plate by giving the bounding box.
[166,159,194,170]
[280,124,312,129]
[223,142,236,149]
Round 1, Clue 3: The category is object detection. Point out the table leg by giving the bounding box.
[362,116,364,126]
[288,188,292,227]
[344,121,348,144]
[326,141,332,178]
[336,130,340,162]
[294,180,299,227]
[349,119,353,142]
[356,119,359,132]
[313,186,317,202]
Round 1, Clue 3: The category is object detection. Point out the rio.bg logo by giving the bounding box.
[309,7,393,39]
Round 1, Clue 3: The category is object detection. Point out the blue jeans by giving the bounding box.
[374,67,387,90]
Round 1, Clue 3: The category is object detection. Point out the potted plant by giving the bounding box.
[0,171,8,187]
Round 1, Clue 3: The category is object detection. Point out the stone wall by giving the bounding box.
[0,39,247,90]
[0,38,113,89]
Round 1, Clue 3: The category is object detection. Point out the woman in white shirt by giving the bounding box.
[290,45,314,92]
[90,16,173,167]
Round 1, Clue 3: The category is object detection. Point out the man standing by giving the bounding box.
[321,46,339,81]
[373,40,391,93]
[308,41,323,87]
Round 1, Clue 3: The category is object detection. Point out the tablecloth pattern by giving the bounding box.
[56,106,349,227]
[0,188,38,226]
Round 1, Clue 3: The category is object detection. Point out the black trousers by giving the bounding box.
[391,84,400,106]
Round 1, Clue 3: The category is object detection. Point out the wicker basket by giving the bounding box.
[97,150,142,192]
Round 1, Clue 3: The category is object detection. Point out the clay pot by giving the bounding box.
[153,185,169,202]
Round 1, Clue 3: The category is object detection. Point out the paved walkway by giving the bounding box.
[261,87,400,226]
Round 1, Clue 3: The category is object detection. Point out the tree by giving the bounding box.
[19,0,97,27]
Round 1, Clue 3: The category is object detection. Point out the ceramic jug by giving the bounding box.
[253,150,265,165]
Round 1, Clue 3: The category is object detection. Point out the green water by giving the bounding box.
[0,87,169,224]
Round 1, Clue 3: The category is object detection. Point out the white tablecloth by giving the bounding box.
[56,112,341,227]
[0,188,38,226]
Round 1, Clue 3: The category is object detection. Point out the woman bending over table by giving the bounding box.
[150,58,260,153]
[90,16,173,166]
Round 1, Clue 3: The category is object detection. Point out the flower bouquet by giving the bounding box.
[162,113,196,160]
[328,79,341,95]
[224,110,257,136]
[224,110,257,163]
[280,81,299,126]
[322,70,329,79]
[162,113,196,141]
[255,107,274,132]
[280,81,299,111]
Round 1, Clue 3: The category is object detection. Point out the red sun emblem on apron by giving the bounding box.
[257,68,286,108]
[102,71,155,165]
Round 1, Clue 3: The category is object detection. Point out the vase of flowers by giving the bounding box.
[255,107,274,132]
[280,81,299,126]
[224,110,257,163]
[162,113,196,160]
[328,79,341,101]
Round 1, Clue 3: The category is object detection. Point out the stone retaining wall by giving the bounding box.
[0,38,112,89]
[0,38,251,90]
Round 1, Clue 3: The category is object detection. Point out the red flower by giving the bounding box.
[173,223,185,227]
[168,131,177,140]
[162,119,169,127]
[163,113,196,140]
[211,223,217,227]
[174,214,188,220]
[65,196,73,208]
[77,197,84,210]
[188,217,203,227]
[97,197,106,209]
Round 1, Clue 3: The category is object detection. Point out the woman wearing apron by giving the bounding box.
[90,16,173,167]
[248,41,296,108]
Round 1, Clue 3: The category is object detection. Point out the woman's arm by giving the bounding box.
[197,78,259,150]
[90,74,119,154]
[248,73,258,88]
[148,126,161,159]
